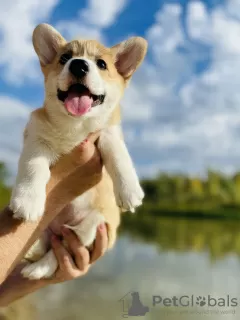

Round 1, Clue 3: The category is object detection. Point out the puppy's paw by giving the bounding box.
[22,250,57,280]
[10,187,46,221]
[115,179,144,213]
[65,211,105,248]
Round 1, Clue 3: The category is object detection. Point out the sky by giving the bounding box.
[0,0,240,181]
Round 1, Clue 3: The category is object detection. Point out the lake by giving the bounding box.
[14,217,240,319]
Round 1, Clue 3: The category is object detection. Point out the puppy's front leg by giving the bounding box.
[98,125,144,212]
[10,139,53,221]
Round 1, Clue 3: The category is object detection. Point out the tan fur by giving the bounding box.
[25,42,123,247]
[10,23,147,279]
[29,107,121,249]
[93,169,120,248]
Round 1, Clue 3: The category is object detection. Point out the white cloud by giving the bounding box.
[2,0,240,179]
[0,0,127,84]
[0,0,59,84]
[226,0,240,20]
[0,0,130,181]
[121,1,240,177]
[56,22,103,43]
[56,0,128,42]
[186,1,210,42]
[81,0,127,28]
[0,96,31,181]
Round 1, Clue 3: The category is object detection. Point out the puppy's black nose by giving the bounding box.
[69,59,89,78]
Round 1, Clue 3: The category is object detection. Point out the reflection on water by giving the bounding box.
[8,218,240,319]
[122,217,240,261]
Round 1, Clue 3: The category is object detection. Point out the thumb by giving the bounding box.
[47,132,101,193]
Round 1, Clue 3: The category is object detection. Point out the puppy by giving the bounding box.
[9,24,147,280]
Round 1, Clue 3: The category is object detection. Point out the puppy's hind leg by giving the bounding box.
[21,250,58,280]
[22,210,106,280]
[24,231,50,262]
[22,230,57,280]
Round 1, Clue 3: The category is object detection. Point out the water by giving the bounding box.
[19,218,240,319]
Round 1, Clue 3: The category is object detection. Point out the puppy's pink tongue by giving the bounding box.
[64,92,93,115]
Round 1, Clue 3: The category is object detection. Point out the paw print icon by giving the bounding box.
[196,296,206,307]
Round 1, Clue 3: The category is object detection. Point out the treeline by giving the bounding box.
[121,170,240,260]
[0,162,11,209]
[1,162,240,216]
[1,161,240,260]
[120,169,240,260]
[137,170,240,217]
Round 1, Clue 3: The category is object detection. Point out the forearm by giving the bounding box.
[0,220,109,308]
[0,153,101,284]
[0,262,50,307]
[0,206,56,285]
[0,219,108,307]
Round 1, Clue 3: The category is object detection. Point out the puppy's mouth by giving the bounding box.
[57,83,105,116]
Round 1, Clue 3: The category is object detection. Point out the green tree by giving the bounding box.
[0,162,11,209]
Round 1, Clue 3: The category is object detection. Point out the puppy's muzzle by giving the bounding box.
[69,59,89,79]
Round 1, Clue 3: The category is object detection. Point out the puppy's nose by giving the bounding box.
[69,59,89,78]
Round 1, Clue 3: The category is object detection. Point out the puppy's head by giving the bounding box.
[33,24,147,120]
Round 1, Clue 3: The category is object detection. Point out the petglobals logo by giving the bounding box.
[152,295,238,308]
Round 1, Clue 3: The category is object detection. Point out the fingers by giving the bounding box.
[71,130,101,165]
[48,131,101,193]
[91,223,108,263]
[61,227,90,272]
[59,135,102,175]
[51,235,79,280]
[87,131,101,143]
[49,223,108,283]
[46,155,103,217]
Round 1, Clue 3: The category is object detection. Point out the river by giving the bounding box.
[16,217,240,319]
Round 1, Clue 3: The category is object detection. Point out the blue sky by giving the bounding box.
[0,0,240,180]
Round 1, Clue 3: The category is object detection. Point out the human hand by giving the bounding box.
[48,131,102,193]
[49,223,108,283]
[0,224,108,307]
[43,131,103,227]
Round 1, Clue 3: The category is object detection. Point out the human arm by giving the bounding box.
[0,133,102,284]
[0,224,108,307]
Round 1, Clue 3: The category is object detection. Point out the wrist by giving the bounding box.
[0,263,48,307]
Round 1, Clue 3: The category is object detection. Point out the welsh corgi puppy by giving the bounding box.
[9,24,147,279]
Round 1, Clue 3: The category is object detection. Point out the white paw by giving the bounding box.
[65,211,105,247]
[115,179,144,213]
[10,187,46,221]
[22,250,57,280]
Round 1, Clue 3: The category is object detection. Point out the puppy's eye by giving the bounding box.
[97,59,107,70]
[59,52,73,65]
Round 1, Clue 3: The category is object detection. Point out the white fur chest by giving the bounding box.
[27,109,109,157]
[29,120,88,156]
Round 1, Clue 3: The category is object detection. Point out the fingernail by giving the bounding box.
[98,223,105,231]
[79,139,88,147]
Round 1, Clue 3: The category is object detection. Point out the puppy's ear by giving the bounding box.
[111,37,148,80]
[33,23,66,66]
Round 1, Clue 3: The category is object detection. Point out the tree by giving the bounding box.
[0,162,11,209]
[0,162,7,184]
